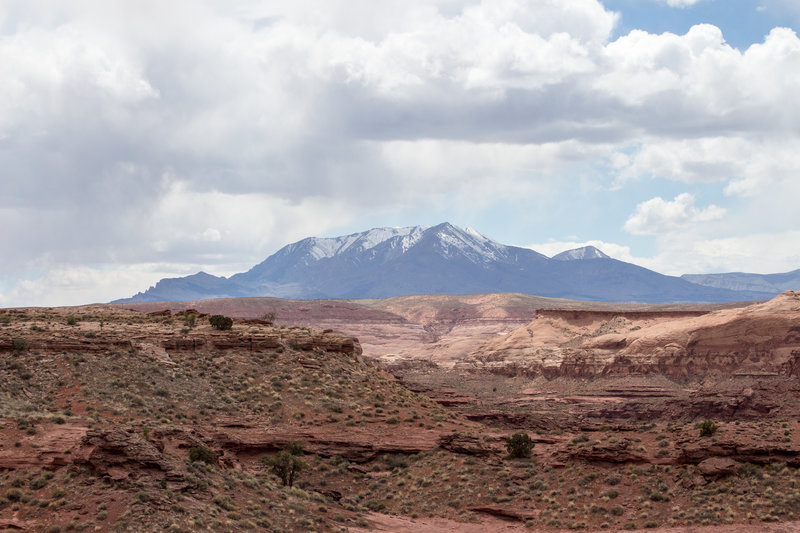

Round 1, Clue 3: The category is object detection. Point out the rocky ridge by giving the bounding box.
[463,291,800,380]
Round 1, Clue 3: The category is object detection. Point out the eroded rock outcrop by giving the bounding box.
[679,438,800,467]
[465,291,800,380]
[558,437,649,464]
[437,432,500,456]
[78,427,173,479]
[208,425,443,463]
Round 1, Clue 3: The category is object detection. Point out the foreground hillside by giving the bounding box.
[4,303,800,532]
[0,307,466,531]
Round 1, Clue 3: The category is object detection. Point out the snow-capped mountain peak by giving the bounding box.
[429,222,507,263]
[303,226,429,260]
[552,246,610,261]
[117,222,783,304]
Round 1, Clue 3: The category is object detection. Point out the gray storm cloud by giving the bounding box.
[1,0,799,305]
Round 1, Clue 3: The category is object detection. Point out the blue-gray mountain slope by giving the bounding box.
[682,270,800,294]
[114,223,779,304]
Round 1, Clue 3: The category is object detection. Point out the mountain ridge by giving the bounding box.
[115,222,782,304]
[682,269,800,294]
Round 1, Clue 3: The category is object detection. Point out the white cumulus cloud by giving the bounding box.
[623,193,726,235]
[663,0,707,7]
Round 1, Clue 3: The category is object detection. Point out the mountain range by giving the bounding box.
[682,270,800,294]
[115,222,789,304]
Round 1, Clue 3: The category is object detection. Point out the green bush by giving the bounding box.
[383,454,409,470]
[209,315,233,331]
[698,420,719,437]
[263,451,306,487]
[649,490,669,502]
[11,338,29,352]
[29,476,49,490]
[506,431,534,459]
[66,315,77,326]
[189,446,217,464]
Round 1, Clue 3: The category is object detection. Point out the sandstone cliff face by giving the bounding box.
[0,323,360,358]
[464,291,800,379]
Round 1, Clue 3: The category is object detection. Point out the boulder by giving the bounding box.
[698,457,738,478]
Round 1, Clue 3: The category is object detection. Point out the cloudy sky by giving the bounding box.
[2,0,799,306]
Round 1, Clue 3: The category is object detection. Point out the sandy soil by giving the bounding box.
[351,512,800,532]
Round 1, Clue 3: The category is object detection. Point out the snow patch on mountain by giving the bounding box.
[300,226,430,261]
[294,223,507,265]
[552,246,610,261]
[434,223,506,263]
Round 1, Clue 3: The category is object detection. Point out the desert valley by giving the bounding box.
[3,287,800,532]
[6,1,800,531]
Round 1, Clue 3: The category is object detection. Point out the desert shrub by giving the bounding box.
[383,454,409,470]
[29,475,49,490]
[506,431,534,459]
[698,420,719,437]
[5,488,22,502]
[209,315,233,331]
[12,338,29,352]
[288,441,304,456]
[738,463,760,478]
[263,451,306,487]
[649,490,669,502]
[189,446,217,465]
[568,434,590,446]
[66,315,77,326]
[529,479,547,491]
[365,500,387,512]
